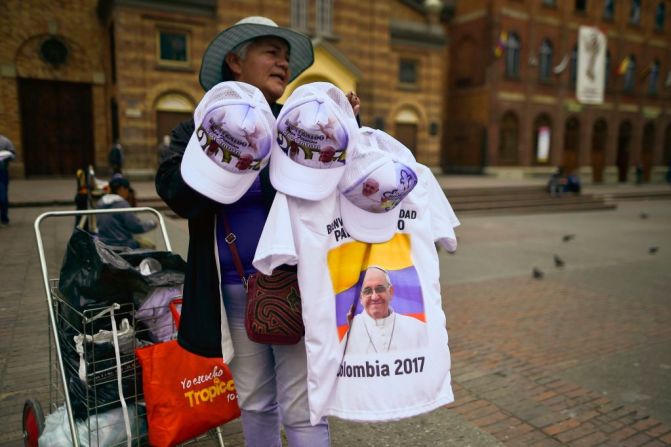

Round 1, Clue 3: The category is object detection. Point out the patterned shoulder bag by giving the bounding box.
[222,213,304,345]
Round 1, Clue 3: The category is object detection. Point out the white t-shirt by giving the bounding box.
[254,165,459,423]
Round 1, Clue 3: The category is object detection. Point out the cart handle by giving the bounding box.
[33,207,172,447]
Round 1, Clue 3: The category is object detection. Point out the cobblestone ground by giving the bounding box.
[1,200,670,446]
[441,200,671,447]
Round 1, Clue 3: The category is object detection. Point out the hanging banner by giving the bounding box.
[576,26,606,104]
[536,126,550,163]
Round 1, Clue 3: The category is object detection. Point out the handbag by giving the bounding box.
[135,301,240,447]
[222,213,305,345]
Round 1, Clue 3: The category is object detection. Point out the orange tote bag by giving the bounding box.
[135,340,240,446]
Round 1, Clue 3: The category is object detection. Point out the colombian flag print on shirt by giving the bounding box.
[327,234,425,341]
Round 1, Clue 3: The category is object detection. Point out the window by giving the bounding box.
[629,0,641,25]
[291,0,308,30]
[570,46,578,86]
[399,59,418,85]
[539,39,553,82]
[505,33,521,78]
[623,55,636,92]
[316,0,333,35]
[603,0,615,20]
[499,112,519,164]
[655,2,666,31]
[648,60,660,95]
[158,30,189,64]
[575,0,587,13]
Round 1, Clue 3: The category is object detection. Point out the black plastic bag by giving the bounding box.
[58,230,186,332]
[58,229,146,311]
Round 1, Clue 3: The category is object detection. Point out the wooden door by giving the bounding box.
[591,120,607,183]
[19,79,93,176]
[156,110,192,144]
[563,118,580,174]
[617,122,632,182]
[395,123,418,155]
[641,123,655,182]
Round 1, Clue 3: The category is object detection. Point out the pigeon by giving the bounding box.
[562,234,575,242]
[640,213,649,219]
[649,246,659,254]
[532,267,544,279]
[554,254,565,268]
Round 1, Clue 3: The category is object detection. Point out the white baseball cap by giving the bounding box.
[338,129,419,243]
[270,82,359,201]
[181,81,276,204]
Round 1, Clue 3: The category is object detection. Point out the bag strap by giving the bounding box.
[108,304,133,446]
[220,212,248,288]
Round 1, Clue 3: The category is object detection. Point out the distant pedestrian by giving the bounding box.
[0,134,16,226]
[635,162,644,185]
[547,166,566,197]
[108,140,124,175]
[96,176,156,248]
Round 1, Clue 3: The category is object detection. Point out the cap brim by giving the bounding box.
[199,23,314,91]
[269,142,344,201]
[181,132,259,204]
[339,194,400,243]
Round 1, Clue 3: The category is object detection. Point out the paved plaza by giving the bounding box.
[0,188,670,445]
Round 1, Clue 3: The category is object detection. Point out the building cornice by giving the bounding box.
[97,0,216,21]
[390,19,447,48]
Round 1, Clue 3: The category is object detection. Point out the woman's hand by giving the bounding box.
[346,91,360,116]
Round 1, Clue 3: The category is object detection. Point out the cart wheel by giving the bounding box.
[22,399,45,447]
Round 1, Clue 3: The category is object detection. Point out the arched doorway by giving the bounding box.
[19,78,94,176]
[616,121,632,182]
[641,122,655,182]
[664,123,671,166]
[394,108,420,155]
[498,111,519,164]
[155,92,194,150]
[563,117,580,174]
[591,119,607,183]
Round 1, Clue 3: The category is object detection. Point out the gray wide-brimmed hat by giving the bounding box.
[199,16,314,91]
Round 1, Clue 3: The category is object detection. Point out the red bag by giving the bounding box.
[245,267,304,345]
[135,301,240,446]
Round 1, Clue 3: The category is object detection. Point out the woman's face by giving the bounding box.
[227,36,291,103]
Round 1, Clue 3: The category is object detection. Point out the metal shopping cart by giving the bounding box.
[25,208,227,447]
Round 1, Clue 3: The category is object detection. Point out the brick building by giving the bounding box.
[445,0,671,183]
[0,0,448,178]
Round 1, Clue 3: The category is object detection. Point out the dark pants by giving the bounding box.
[0,168,9,223]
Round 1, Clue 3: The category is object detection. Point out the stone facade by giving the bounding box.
[1,0,447,177]
[446,0,671,183]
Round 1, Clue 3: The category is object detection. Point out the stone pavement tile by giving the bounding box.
[569,431,609,447]
[503,429,561,446]
[641,440,669,447]
[622,433,659,447]
[646,424,671,438]
[554,421,599,443]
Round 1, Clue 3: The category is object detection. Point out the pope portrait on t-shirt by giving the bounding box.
[342,265,426,355]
